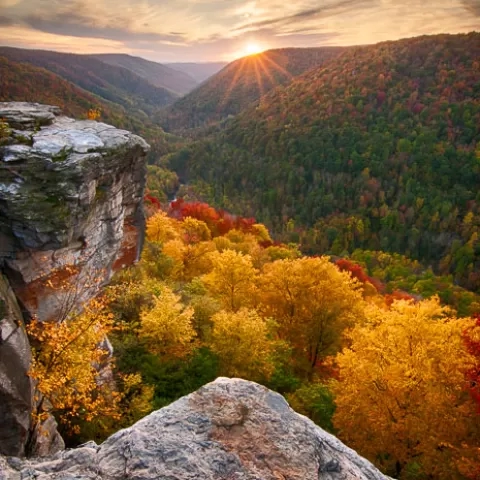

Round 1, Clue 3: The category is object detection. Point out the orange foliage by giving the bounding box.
[385,290,416,306]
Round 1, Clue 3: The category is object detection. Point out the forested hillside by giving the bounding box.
[34,201,480,480]
[160,47,344,131]
[0,57,124,123]
[0,47,178,114]
[168,32,480,290]
[91,54,198,95]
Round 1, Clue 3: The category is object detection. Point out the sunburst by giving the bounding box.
[217,47,293,114]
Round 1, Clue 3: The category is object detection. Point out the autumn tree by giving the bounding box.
[463,314,480,412]
[332,297,479,479]
[28,297,120,434]
[139,286,196,359]
[258,257,363,378]
[202,250,258,311]
[146,210,180,244]
[162,239,215,281]
[208,308,275,381]
[181,217,212,243]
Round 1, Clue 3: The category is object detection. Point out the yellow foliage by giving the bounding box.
[258,256,363,378]
[140,286,196,358]
[146,210,180,243]
[182,217,211,243]
[28,298,119,433]
[251,223,273,243]
[162,239,186,279]
[87,107,101,120]
[212,235,235,252]
[119,373,154,425]
[208,308,275,381]
[162,239,216,281]
[202,250,258,311]
[332,297,478,479]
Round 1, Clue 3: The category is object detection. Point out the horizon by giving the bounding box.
[1,30,479,66]
[0,0,478,63]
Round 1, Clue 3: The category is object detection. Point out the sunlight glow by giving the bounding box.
[243,42,265,56]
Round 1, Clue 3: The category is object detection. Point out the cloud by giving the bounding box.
[232,0,378,34]
[0,0,477,62]
[0,16,16,26]
[461,0,480,16]
[23,13,187,43]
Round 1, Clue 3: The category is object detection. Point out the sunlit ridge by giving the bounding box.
[217,52,293,113]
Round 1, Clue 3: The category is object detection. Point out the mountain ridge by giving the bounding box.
[167,32,480,290]
[160,47,345,131]
[90,53,198,95]
[0,46,178,114]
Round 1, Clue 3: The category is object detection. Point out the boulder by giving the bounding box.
[0,378,390,479]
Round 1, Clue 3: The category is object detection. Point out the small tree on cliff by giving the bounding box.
[27,296,121,435]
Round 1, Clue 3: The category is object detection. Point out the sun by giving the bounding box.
[243,42,265,56]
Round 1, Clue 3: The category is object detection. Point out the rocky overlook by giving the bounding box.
[0,102,150,456]
[0,378,389,480]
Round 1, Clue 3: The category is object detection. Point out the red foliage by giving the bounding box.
[463,315,480,413]
[335,258,383,292]
[384,290,416,306]
[169,199,256,236]
[144,194,161,210]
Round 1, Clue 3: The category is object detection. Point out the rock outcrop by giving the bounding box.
[0,102,149,322]
[0,102,149,457]
[0,378,389,480]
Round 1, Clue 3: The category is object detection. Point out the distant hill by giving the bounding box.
[0,55,181,162]
[168,33,480,290]
[160,48,344,131]
[166,62,227,83]
[91,54,198,96]
[0,47,178,115]
[0,56,125,125]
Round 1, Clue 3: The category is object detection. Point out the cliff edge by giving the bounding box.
[0,102,150,457]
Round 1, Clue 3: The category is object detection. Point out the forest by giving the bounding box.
[159,47,344,131]
[2,30,480,480]
[29,200,480,480]
[167,33,480,292]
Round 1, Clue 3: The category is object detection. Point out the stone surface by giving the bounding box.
[0,102,149,458]
[0,102,150,321]
[0,273,32,457]
[0,378,390,480]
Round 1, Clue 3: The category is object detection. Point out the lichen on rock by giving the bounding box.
[0,102,150,322]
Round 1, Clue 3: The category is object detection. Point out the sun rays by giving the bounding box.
[216,50,293,112]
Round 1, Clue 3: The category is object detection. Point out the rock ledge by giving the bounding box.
[0,378,389,480]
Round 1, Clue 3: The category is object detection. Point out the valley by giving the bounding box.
[1,27,480,480]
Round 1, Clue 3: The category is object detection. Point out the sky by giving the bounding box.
[0,0,478,63]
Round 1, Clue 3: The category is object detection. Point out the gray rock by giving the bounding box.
[0,102,150,322]
[0,274,32,457]
[0,102,150,458]
[0,378,390,480]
